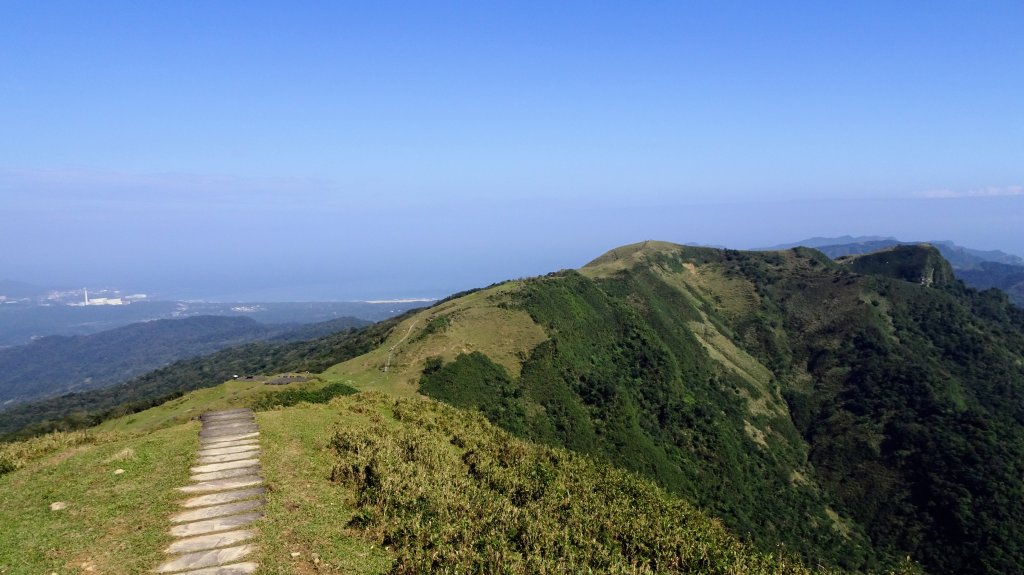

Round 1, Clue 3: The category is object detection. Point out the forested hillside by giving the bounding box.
[0,315,401,439]
[408,242,1024,574]
[0,315,367,406]
[785,238,1024,306]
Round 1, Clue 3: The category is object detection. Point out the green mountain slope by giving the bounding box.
[325,241,1024,574]
[5,241,1021,574]
[2,380,911,575]
[838,244,956,287]
[773,237,1024,306]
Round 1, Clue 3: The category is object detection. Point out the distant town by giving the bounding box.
[0,287,147,307]
[70,288,149,307]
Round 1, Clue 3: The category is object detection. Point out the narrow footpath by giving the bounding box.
[154,408,264,574]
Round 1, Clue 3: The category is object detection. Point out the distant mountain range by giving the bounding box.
[0,315,371,407]
[763,236,1024,305]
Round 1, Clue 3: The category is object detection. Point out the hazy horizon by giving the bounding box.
[3,3,1021,301]
[5,198,1022,303]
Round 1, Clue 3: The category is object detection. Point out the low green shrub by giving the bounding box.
[250,381,357,411]
[329,395,918,574]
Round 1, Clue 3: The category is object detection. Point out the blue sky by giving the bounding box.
[2,2,1022,300]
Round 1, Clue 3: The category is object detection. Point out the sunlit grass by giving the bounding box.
[0,422,196,574]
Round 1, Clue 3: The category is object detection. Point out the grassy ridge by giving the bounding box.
[416,269,876,569]
[411,242,1024,574]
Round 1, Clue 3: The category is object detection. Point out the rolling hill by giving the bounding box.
[319,241,1024,574]
[0,315,370,408]
[3,241,1023,574]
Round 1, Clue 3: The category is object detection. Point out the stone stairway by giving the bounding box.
[155,409,264,574]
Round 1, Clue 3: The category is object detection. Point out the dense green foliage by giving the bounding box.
[418,352,527,433]
[0,315,368,406]
[417,243,1024,574]
[419,270,877,569]
[841,245,955,287]
[249,381,358,410]
[332,393,900,575]
[0,313,407,440]
[686,245,1024,575]
[804,240,1024,306]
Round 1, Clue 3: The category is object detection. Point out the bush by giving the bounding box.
[328,394,891,575]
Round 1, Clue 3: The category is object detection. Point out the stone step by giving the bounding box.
[170,562,258,575]
[155,543,255,573]
[198,421,258,433]
[169,511,262,538]
[196,450,260,465]
[197,449,259,463]
[178,476,262,494]
[201,412,254,421]
[203,416,256,425]
[191,458,260,475]
[201,408,252,418]
[180,487,265,509]
[198,438,260,449]
[195,439,260,454]
[191,466,261,483]
[164,529,257,555]
[201,414,254,424]
[202,416,255,426]
[199,433,259,446]
[201,424,255,433]
[197,429,258,444]
[171,499,264,524]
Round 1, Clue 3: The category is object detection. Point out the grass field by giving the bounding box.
[321,282,546,398]
[0,386,391,575]
[1,380,919,575]
[0,422,196,574]
[254,403,392,574]
[95,375,329,435]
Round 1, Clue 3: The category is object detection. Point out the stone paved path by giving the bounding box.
[155,409,264,574]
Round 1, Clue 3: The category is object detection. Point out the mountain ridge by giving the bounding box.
[3,241,1023,574]
[762,237,1024,306]
[322,240,1024,574]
